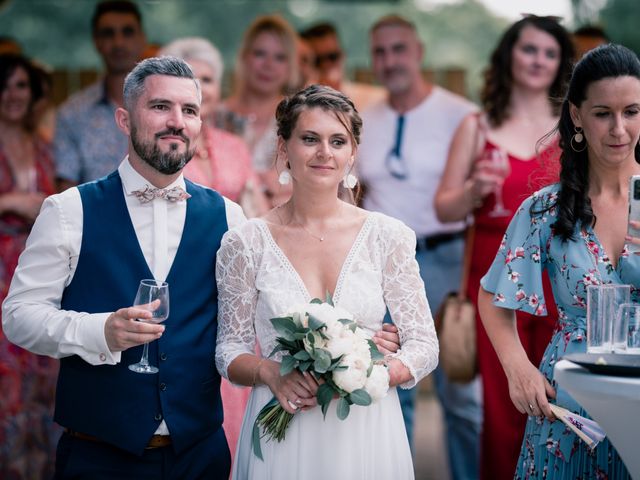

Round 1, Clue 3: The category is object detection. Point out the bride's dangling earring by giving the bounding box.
[278,159,291,185]
[343,157,358,189]
[278,170,291,185]
[342,173,358,189]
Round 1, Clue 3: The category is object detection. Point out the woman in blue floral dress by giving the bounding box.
[478,44,639,478]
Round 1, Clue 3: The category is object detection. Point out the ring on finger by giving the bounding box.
[287,400,299,410]
[528,403,535,411]
[295,398,302,406]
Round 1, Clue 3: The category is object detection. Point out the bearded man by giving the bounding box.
[2,56,244,479]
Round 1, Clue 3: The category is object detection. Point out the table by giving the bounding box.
[554,359,640,479]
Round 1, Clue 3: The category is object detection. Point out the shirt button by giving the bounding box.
[99,353,106,362]
[160,352,167,361]
[154,413,162,421]
[160,383,167,391]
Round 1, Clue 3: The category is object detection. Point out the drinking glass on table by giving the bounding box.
[587,284,630,353]
[487,148,511,218]
[128,280,169,374]
[615,303,640,354]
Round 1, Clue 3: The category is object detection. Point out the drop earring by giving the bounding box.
[278,169,291,185]
[571,126,587,152]
[343,173,358,189]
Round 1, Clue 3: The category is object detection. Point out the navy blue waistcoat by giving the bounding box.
[57,172,228,456]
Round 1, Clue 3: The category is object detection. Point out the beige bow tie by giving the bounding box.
[131,185,191,203]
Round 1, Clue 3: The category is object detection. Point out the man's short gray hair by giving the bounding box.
[123,56,201,110]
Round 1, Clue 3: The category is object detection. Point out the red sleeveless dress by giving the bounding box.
[469,140,559,480]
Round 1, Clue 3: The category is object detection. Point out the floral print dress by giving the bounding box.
[481,184,634,479]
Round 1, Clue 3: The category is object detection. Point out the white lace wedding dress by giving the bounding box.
[215,212,439,480]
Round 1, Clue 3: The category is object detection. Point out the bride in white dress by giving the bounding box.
[215,85,438,480]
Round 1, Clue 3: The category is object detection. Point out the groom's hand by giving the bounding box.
[105,307,165,352]
[373,324,400,354]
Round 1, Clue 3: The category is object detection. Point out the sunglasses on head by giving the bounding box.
[315,51,342,67]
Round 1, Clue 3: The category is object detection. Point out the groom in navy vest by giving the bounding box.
[2,56,245,479]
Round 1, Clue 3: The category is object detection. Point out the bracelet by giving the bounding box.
[252,358,266,386]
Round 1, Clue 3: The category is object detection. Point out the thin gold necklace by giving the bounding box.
[293,219,326,241]
[276,203,337,242]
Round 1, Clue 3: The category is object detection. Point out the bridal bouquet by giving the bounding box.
[252,298,390,459]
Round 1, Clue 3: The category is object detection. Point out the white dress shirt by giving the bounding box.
[2,158,246,435]
[2,158,246,433]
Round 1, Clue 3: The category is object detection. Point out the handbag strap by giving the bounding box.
[457,226,475,299]
[456,112,488,300]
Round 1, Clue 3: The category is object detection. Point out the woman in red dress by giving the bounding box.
[435,16,574,479]
[0,53,59,480]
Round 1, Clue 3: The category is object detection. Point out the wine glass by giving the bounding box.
[487,148,511,218]
[128,280,169,374]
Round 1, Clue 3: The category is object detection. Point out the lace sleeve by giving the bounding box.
[215,226,259,381]
[382,220,439,388]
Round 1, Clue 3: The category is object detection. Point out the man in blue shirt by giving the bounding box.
[54,0,146,191]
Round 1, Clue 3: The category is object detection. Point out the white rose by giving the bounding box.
[332,354,368,392]
[323,317,344,339]
[281,304,311,327]
[352,328,373,363]
[305,303,340,323]
[325,330,356,358]
[364,364,390,401]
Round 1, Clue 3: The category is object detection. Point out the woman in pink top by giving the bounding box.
[160,37,268,217]
[159,38,267,468]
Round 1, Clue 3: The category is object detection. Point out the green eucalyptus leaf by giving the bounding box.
[279,355,297,375]
[298,361,312,371]
[293,350,310,361]
[316,383,335,406]
[321,400,330,419]
[268,344,286,357]
[328,355,344,370]
[305,331,316,345]
[271,317,297,339]
[368,339,384,361]
[349,389,372,406]
[325,291,334,306]
[307,314,325,331]
[313,348,332,373]
[336,397,350,420]
[252,419,264,461]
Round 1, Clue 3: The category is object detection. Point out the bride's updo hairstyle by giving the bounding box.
[275,85,363,202]
[275,84,362,147]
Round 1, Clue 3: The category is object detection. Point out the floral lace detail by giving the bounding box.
[215,212,438,389]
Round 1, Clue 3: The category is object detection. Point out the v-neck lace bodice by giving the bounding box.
[215,212,438,389]
[255,215,373,303]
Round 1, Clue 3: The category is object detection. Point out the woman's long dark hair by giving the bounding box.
[0,53,44,130]
[482,15,574,127]
[552,44,640,241]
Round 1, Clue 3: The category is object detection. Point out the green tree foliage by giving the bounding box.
[600,0,640,54]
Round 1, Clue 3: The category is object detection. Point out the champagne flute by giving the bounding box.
[128,280,169,374]
[487,148,511,218]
